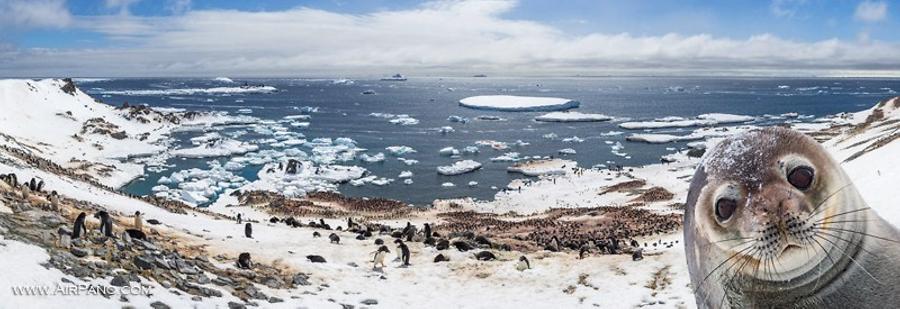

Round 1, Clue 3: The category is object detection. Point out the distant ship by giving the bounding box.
[472,74,487,78]
[380,74,407,81]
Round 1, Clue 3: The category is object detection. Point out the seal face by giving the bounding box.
[684,127,900,308]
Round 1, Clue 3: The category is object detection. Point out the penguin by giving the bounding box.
[133,211,143,232]
[452,240,474,252]
[396,240,411,266]
[244,222,253,238]
[125,229,147,241]
[423,223,433,240]
[474,251,497,261]
[374,238,384,245]
[436,239,450,250]
[28,178,37,191]
[269,216,280,224]
[237,252,253,269]
[329,233,340,244]
[36,180,44,192]
[356,233,366,240]
[433,254,449,263]
[632,248,644,261]
[424,237,436,247]
[515,255,531,271]
[94,211,114,238]
[236,213,242,224]
[49,191,60,211]
[373,245,390,270]
[306,255,327,263]
[313,231,321,238]
[579,245,590,259]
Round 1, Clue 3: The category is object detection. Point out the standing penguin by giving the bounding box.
[329,233,340,244]
[133,211,143,232]
[244,223,253,238]
[49,191,60,211]
[94,211,113,237]
[72,212,88,239]
[395,239,410,266]
[516,256,531,271]
[236,213,242,224]
[423,223,433,242]
[373,245,390,270]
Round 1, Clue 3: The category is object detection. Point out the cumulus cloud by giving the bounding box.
[2,0,900,77]
[0,0,72,29]
[854,1,888,22]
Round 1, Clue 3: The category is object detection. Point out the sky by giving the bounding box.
[1,0,899,77]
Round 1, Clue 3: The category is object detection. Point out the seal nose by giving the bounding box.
[754,185,806,218]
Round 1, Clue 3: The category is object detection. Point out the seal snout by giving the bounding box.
[751,185,816,258]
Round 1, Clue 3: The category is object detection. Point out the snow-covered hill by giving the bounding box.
[0,79,175,187]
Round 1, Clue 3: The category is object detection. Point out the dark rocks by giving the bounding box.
[149,301,171,309]
[228,302,246,309]
[293,273,311,286]
[262,276,282,289]
[268,297,284,303]
[110,275,129,287]
[60,78,77,95]
[213,276,236,286]
[175,259,198,274]
[133,255,155,270]
[71,247,91,258]
[687,148,706,158]
[361,299,378,305]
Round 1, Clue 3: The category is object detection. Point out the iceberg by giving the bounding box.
[558,148,577,155]
[437,160,483,176]
[439,147,459,156]
[386,146,417,156]
[459,95,579,112]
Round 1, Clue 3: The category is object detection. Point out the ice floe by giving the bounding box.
[534,111,613,122]
[459,95,580,112]
[171,139,259,158]
[436,160,483,176]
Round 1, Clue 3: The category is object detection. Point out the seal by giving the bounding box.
[684,127,900,308]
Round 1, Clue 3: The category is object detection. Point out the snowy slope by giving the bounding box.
[0,79,173,187]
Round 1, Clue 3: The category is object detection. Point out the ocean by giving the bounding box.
[78,77,900,205]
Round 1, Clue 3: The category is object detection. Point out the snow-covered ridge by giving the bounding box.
[459,95,580,112]
[0,78,177,186]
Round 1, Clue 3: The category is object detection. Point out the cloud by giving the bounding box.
[2,0,900,77]
[770,0,807,18]
[166,0,190,15]
[0,0,72,29]
[854,1,888,22]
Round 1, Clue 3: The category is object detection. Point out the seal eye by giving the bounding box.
[788,166,814,190]
[715,198,737,222]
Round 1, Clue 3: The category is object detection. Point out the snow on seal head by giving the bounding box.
[459,95,579,112]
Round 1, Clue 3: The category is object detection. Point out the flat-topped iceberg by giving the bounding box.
[626,133,704,144]
[459,95,579,112]
[437,160,482,176]
[535,111,612,122]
